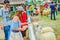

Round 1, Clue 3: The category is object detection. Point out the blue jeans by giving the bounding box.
[4,25,10,40]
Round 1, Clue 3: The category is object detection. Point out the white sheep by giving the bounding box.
[41,27,54,33]
[32,22,56,40]
[43,8,51,16]
[40,27,56,40]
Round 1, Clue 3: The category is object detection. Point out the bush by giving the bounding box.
[58,0,60,3]
[9,11,15,18]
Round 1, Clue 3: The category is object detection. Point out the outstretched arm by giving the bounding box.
[12,28,21,31]
[21,22,30,25]
[12,27,26,31]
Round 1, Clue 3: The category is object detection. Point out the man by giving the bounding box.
[55,2,58,15]
[26,5,30,16]
[40,4,44,16]
[0,1,11,40]
[50,2,56,20]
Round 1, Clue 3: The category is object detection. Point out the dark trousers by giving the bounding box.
[4,25,10,40]
[55,10,57,15]
[51,10,56,20]
[30,11,33,16]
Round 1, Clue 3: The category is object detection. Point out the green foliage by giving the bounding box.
[9,11,15,18]
[58,0,60,2]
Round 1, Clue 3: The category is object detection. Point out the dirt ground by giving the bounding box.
[56,35,60,40]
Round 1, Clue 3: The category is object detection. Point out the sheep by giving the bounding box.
[32,22,56,40]
[40,27,56,40]
[32,22,41,40]
[43,8,51,17]
[40,27,54,33]
[31,16,39,22]
[0,30,4,39]
[0,22,4,39]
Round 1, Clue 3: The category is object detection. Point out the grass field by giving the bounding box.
[0,13,60,40]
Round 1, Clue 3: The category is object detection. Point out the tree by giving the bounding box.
[58,0,60,3]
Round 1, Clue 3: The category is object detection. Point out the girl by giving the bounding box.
[10,10,24,40]
[34,8,39,16]
[19,10,29,40]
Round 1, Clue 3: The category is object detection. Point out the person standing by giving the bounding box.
[50,2,56,20]
[0,1,11,40]
[19,11,28,40]
[34,8,39,16]
[40,4,44,16]
[10,10,24,40]
[55,2,58,15]
[26,5,30,16]
[19,10,30,40]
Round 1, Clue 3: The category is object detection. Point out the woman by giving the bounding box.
[19,10,29,40]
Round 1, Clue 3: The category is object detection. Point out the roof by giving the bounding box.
[0,0,25,4]
[0,0,3,3]
[10,1,25,5]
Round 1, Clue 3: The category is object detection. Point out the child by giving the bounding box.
[10,10,24,40]
[34,8,39,16]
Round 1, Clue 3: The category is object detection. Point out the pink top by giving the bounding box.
[44,3,48,8]
[35,9,39,14]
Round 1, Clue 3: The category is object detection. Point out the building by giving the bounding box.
[0,0,25,4]
[0,0,4,4]
[9,0,25,5]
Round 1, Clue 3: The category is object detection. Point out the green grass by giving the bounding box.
[0,39,3,40]
[38,13,60,35]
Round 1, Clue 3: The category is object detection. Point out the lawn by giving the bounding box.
[38,13,60,34]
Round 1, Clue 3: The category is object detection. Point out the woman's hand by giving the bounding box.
[21,22,31,25]
[27,22,31,24]
[19,25,28,31]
